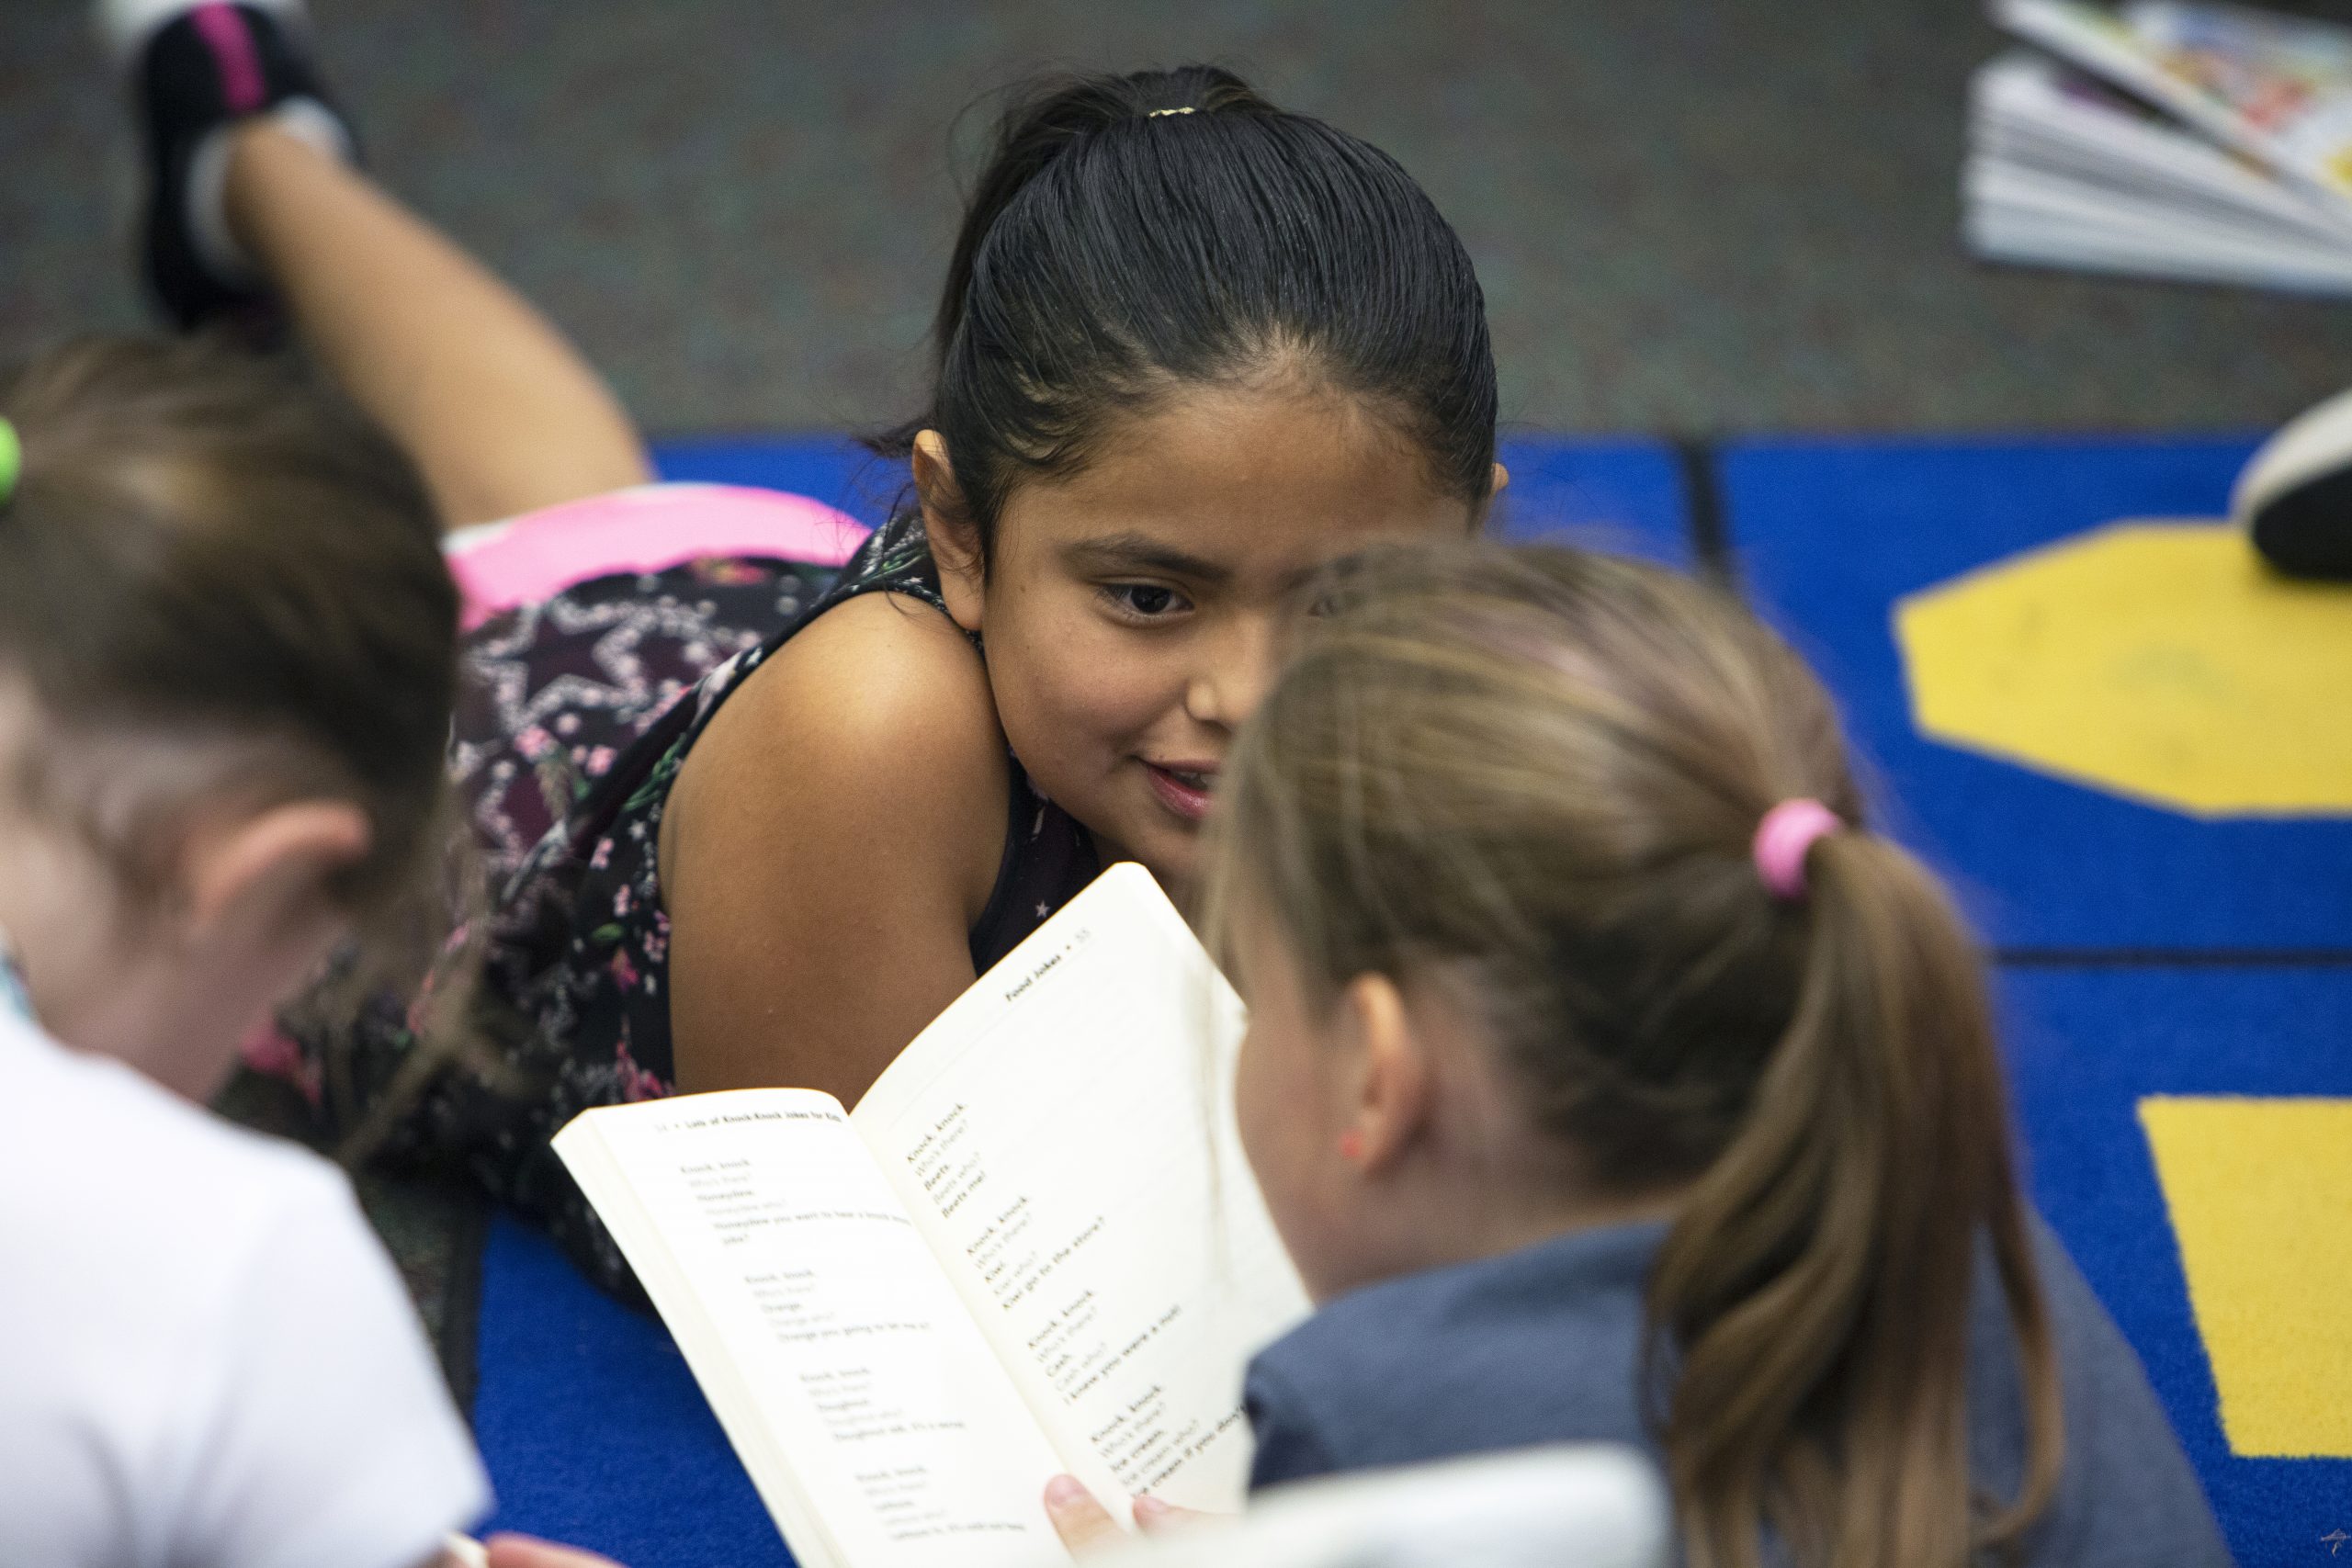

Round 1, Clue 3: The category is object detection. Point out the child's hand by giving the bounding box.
[1043,1474,1219,1553]
[479,1533,626,1568]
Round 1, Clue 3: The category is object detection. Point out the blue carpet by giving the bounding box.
[651,435,904,528]
[1720,436,2352,953]
[650,435,1694,566]
[1998,963,2352,1568]
[1489,437,1691,565]
[472,1214,787,1567]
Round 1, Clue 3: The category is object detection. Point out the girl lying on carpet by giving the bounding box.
[1042,542,2232,1568]
[0,336,620,1568]
[102,0,1507,1294]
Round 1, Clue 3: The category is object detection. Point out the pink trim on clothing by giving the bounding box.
[192,4,268,114]
[446,482,871,631]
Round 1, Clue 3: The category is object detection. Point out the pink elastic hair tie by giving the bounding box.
[1752,798,1842,900]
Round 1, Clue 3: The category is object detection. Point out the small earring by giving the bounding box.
[1337,1129,1364,1162]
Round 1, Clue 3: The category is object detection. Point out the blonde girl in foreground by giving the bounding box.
[1050,542,2230,1567]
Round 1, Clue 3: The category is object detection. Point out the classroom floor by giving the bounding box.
[9,0,2352,433]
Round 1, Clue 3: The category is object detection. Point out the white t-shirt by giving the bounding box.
[0,1007,491,1568]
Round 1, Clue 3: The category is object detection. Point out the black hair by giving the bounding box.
[874,65,1498,562]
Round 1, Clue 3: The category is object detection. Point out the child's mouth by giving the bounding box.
[1143,761,1217,822]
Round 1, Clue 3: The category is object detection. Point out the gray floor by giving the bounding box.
[10,0,2352,436]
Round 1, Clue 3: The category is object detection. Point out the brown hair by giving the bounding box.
[0,333,458,926]
[1207,540,2062,1568]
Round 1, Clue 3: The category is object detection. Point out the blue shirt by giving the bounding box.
[1245,1217,2232,1567]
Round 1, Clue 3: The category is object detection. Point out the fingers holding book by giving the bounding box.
[1045,1473,1219,1554]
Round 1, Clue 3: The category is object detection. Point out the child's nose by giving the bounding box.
[1183,615,1275,730]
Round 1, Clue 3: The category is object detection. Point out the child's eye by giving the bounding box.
[1101,582,1192,620]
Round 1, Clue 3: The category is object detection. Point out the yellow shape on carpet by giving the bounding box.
[2139,1096,2352,1458]
[1894,522,2352,815]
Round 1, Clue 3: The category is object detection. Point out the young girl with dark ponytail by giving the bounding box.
[99,2,1502,1289]
[1044,541,2229,1567]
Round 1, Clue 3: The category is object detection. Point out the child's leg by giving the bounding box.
[106,0,650,526]
[222,124,653,527]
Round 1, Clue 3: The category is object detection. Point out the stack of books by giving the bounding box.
[1966,0,2352,293]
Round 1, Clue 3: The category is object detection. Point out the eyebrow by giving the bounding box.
[1060,533,1231,584]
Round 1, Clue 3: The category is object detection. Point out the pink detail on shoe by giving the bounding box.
[192,4,268,115]
[445,482,872,631]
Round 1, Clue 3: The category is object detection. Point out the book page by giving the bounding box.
[853,864,1310,1517]
[554,1090,1068,1568]
[2129,1,2352,202]
[1998,0,2352,219]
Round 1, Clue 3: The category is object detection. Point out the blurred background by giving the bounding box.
[10,0,2352,438]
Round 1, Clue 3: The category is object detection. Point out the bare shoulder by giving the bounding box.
[664,591,1008,921]
[660,592,1011,1097]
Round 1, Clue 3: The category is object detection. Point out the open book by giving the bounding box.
[552,864,1309,1568]
[1966,1,2352,292]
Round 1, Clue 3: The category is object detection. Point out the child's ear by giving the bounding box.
[181,799,373,943]
[1337,971,1433,1173]
[1465,463,1510,536]
[913,431,986,634]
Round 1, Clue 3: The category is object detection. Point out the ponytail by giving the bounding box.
[900,67,1273,408]
[1649,830,2064,1568]
[1209,540,2065,1568]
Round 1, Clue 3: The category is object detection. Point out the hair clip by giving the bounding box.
[0,418,19,510]
[1148,106,1197,118]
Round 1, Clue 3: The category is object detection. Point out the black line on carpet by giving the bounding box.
[1996,947,2352,968]
[1672,434,1738,592]
[441,1186,490,1419]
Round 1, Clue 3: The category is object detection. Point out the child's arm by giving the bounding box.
[224,124,651,528]
[661,592,1012,1103]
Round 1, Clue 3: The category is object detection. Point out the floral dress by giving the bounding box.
[300,507,1098,1297]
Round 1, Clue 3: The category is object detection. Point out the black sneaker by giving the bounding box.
[2238,386,2352,581]
[100,0,356,332]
